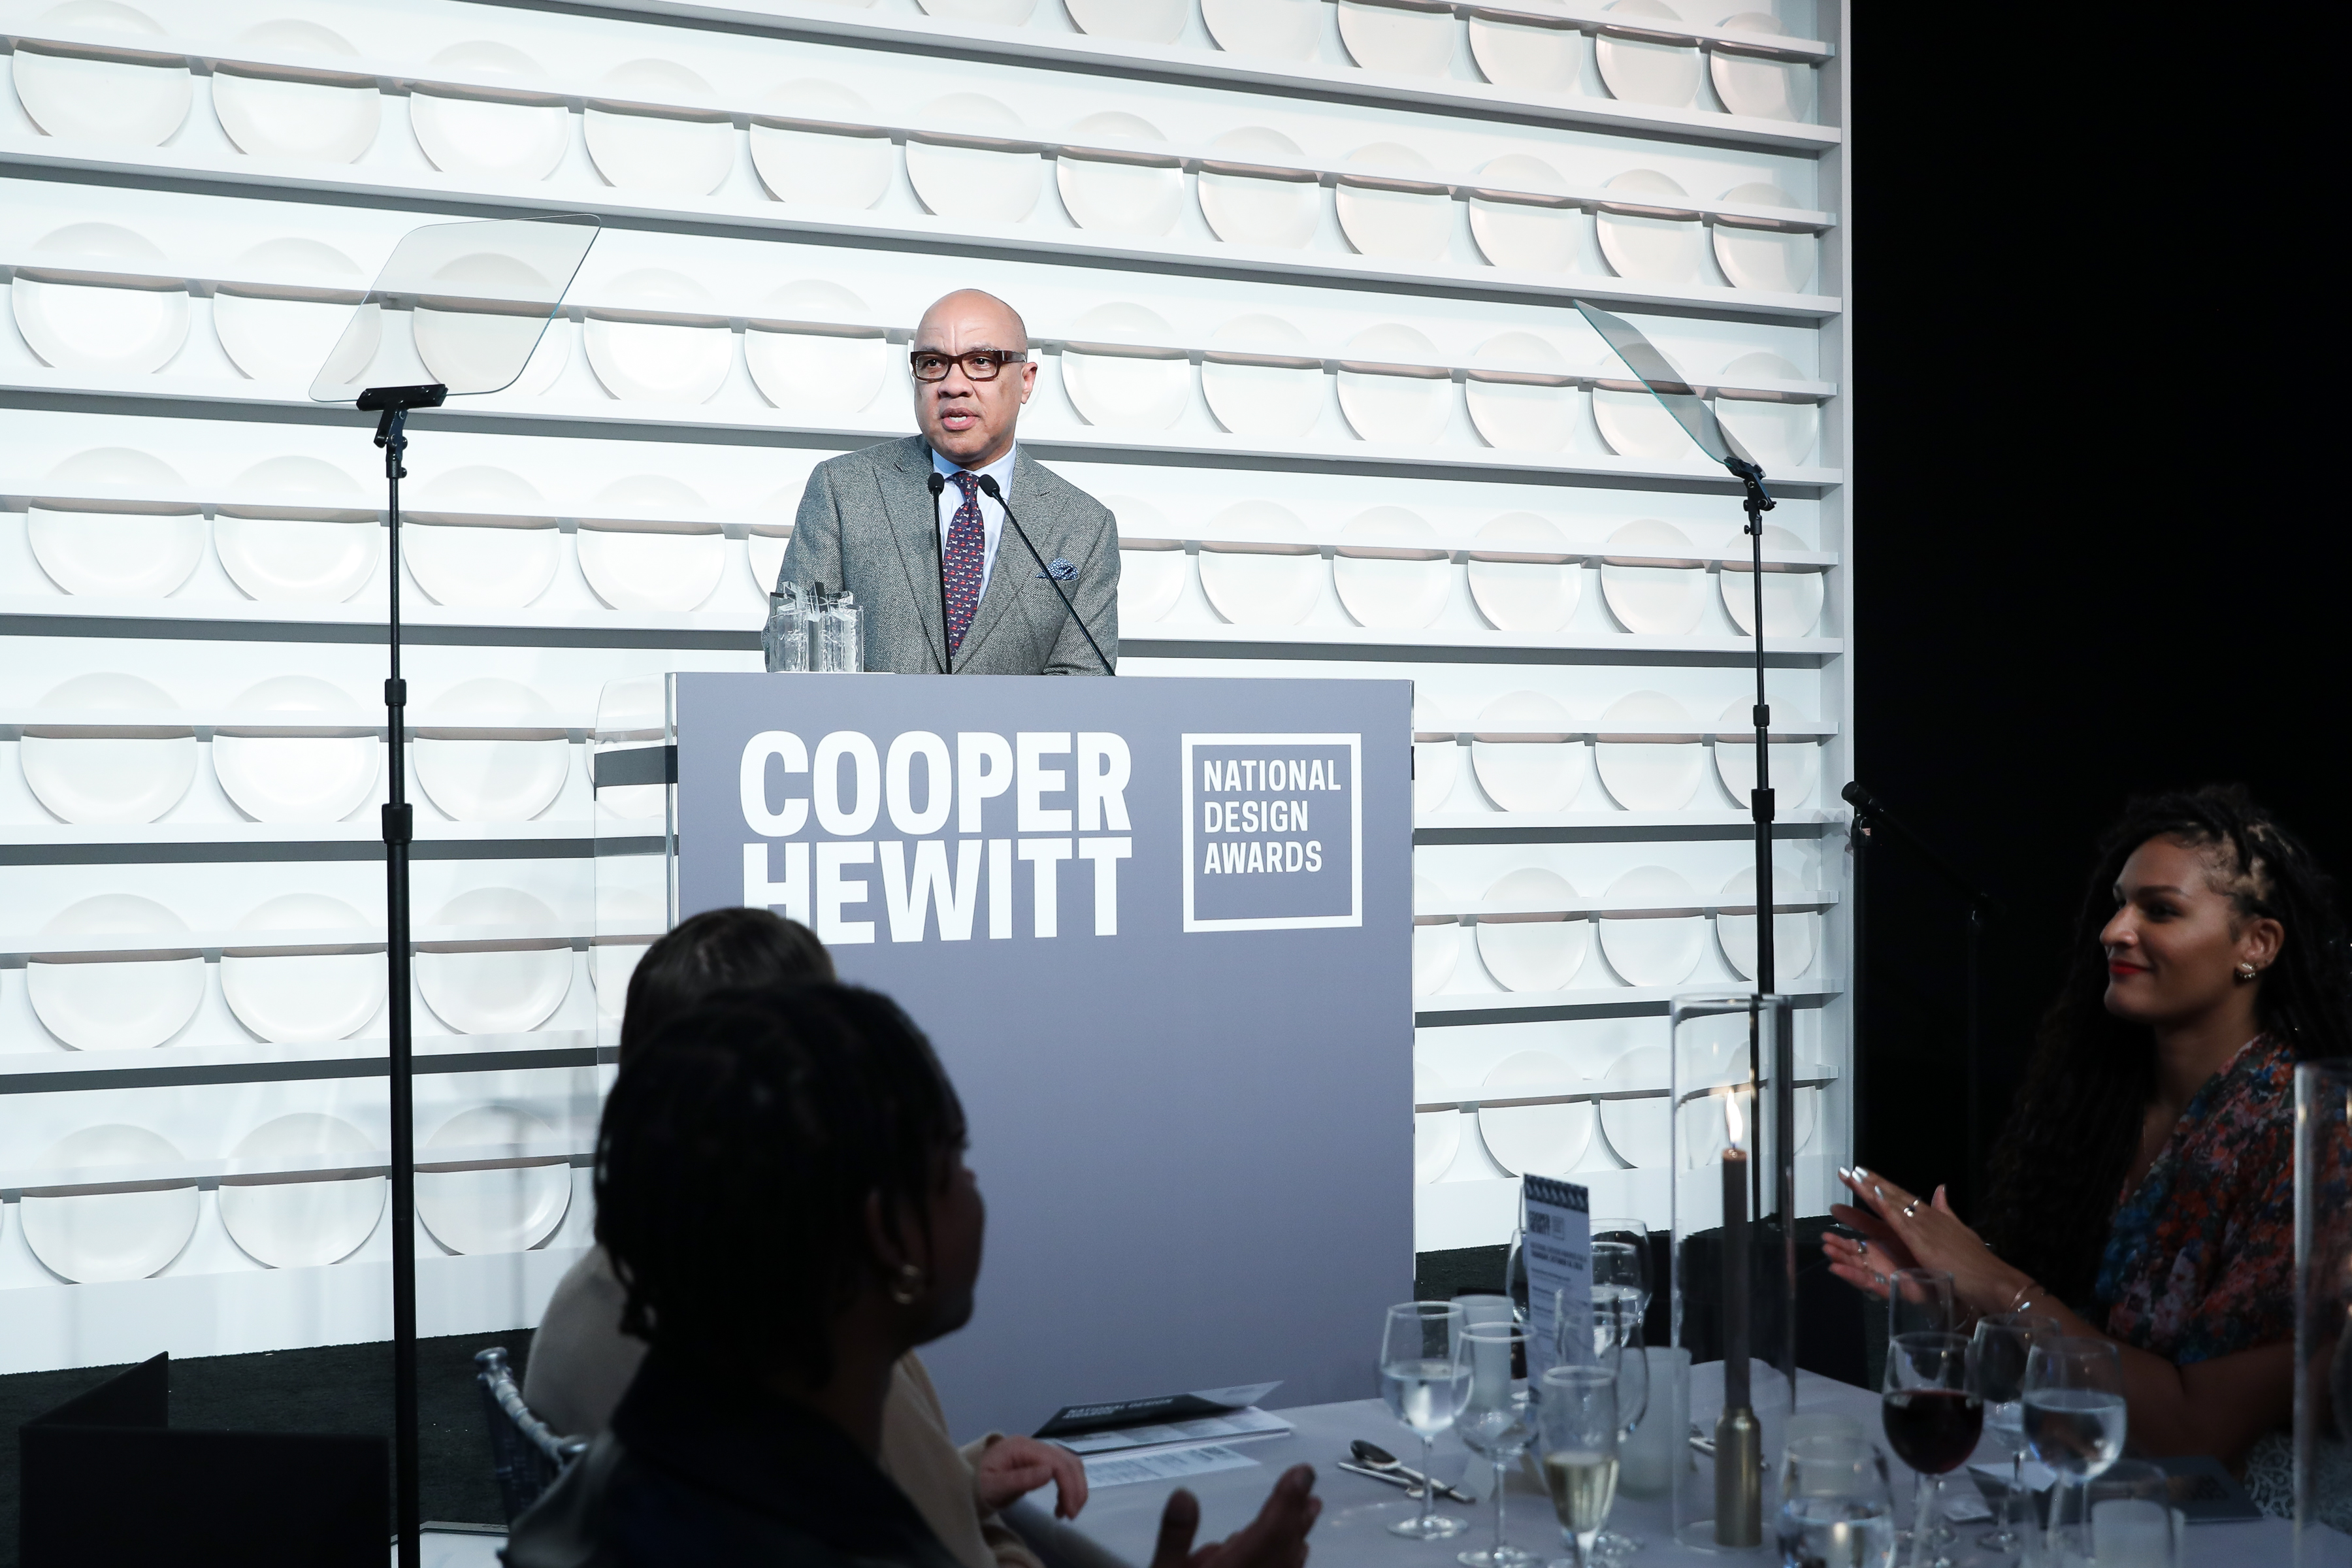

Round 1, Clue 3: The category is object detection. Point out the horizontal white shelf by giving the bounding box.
[1418,724,1836,742]
[0,135,1841,324]
[0,1026,606,1095]
[1413,808,1840,841]
[1416,890,1838,921]
[0,1135,585,1202]
[1,710,577,738]
[0,920,659,960]
[1128,622,1840,662]
[0,591,762,646]
[1414,981,1839,1022]
[1415,1070,1839,1114]
[2,5,1837,152]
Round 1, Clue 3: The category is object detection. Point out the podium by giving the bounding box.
[595,673,1413,1435]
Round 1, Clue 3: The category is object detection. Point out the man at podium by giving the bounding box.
[778,289,1120,676]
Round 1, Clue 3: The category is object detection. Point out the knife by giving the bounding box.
[1336,1460,1425,1497]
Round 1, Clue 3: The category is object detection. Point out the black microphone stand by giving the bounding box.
[926,470,953,674]
[1726,456,1777,1001]
[975,474,1115,675]
[357,380,445,1568]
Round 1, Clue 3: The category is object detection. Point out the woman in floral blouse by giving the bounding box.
[1821,787,2352,1484]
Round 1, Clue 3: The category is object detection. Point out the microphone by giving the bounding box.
[975,472,1115,676]
[926,470,952,675]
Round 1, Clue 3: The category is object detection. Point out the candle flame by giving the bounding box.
[1724,1090,1745,1148]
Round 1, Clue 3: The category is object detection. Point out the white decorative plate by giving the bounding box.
[1718,519,1823,634]
[1598,518,1703,633]
[417,888,574,1036]
[916,0,1037,19]
[1594,689,1703,811]
[214,675,379,824]
[1598,865,1705,986]
[1478,1051,1596,1175]
[27,503,201,598]
[1201,0,1321,60]
[1466,154,1575,272]
[1595,169,1705,284]
[1477,867,1590,991]
[1413,881,1461,996]
[1335,142,1452,261]
[1058,112,1184,237]
[1197,500,1320,625]
[213,21,378,163]
[1333,506,1448,629]
[218,1113,385,1268]
[1712,183,1816,293]
[416,1103,573,1254]
[1414,1064,1462,1183]
[403,465,559,609]
[412,678,570,823]
[19,1124,199,1282]
[578,490,726,613]
[1599,1046,1671,1168]
[1714,698,1820,811]
[27,892,203,1051]
[1710,12,1815,122]
[1412,699,1458,813]
[1469,689,1582,813]
[214,237,367,382]
[1465,329,1574,451]
[216,454,378,603]
[1062,302,1189,431]
[1337,1,1454,74]
[1467,512,1579,632]
[582,267,730,405]
[1467,12,1580,93]
[1337,322,1450,445]
[1714,352,1821,469]
[1196,127,1320,249]
[12,4,191,147]
[14,222,187,374]
[1715,864,1818,983]
[21,671,195,825]
[1595,0,1702,106]
[906,94,1041,223]
[585,59,732,196]
[410,42,569,182]
[1065,0,1185,41]
[1109,494,1183,623]
[749,80,894,209]
[1591,385,1693,460]
[744,482,799,593]
[745,279,889,414]
[1202,313,1323,439]
[221,892,384,1043]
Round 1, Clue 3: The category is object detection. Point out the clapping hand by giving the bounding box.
[1150,1464,1320,1568]
[973,1435,1091,1519]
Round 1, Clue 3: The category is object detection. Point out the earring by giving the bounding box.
[2236,962,2259,982]
[889,1263,926,1306]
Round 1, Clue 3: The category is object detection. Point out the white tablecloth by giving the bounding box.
[1047,1369,2297,1567]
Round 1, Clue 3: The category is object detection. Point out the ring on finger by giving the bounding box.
[1901,1198,1921,1218]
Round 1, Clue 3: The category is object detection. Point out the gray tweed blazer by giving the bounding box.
[776,436,1120,676]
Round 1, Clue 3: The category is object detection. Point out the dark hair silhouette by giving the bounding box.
[619,907,833,1063]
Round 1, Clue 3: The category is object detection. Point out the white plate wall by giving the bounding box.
[0,0,1850,1364]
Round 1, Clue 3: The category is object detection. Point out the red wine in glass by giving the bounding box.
[1882,1388,1984,1474]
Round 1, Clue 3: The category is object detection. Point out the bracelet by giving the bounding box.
[2006,1278,2045,1316]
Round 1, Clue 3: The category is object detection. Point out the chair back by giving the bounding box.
[474,1346,587,1526]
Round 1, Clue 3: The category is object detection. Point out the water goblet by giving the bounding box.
[1383,1300,1473,1541]
[2023,1335,2127,1561]
[1454,1320,1539,1568]
[1968,1311,2060,1554]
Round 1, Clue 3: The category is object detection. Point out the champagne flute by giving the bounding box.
[1454,1321,1538,1568]
[1968,1311,2060,1554]
[2023,1335,2127,1561]
[1383,1301,1473,1541]
[1882,1331,1983,1568]
[1887,1268,1957,1338]
[1538,1364,1620,1568]
[1555,1287,1648,1560]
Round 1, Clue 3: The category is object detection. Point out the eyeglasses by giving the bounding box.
[909,348,1028,383]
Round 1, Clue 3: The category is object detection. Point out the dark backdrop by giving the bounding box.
[1849,13,2335,1216]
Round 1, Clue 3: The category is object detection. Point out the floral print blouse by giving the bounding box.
[2095,1034,2295,1364]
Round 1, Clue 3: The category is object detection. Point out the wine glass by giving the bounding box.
[1887,1267,1957,1337]
[1454,1321,1538,1568]
[1968,1311,2060,1554]
[1592,1239,1649,1321]
[1538,1364,1620,1568]
[2024,1335,2127,1560]
[1590,1220,1652,1312]
[1776,1435,1896,1568]
[1554,1288,1648,1560]
[1382,1301,1473,1541]
[1882,1331,1984,1568]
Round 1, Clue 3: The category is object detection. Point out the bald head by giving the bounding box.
[911,288,1036,469]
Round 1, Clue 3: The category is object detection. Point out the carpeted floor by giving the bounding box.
[0,1330,532,1568]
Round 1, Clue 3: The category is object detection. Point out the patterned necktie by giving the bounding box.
[942,470,986,655]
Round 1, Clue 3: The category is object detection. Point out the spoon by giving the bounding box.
[1350,1439,1473,1502]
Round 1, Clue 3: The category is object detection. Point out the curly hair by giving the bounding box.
[1977,786,2352,1307]
[619,907,834,1063]
[594,982,966,1381]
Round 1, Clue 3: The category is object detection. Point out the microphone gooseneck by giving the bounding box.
[926,470,953,675]
[975,472,1115,676]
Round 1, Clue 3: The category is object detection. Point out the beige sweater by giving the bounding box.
[521,1246,1043,1568]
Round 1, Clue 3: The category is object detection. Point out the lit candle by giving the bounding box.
[1721,1090,1750,1412]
